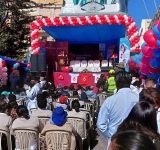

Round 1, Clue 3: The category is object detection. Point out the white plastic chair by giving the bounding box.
[38,116,50,127]
[73,60,81,72]
[13,129,39,150]
[86,60,94,72]
[78,60,87,72]
[44,130,72,150]
[67,117,90,150]
[0,129,12,150]
[70,61,75,67]
[97,93,107,106]
[101,60,108,67]
[93,60,101,72]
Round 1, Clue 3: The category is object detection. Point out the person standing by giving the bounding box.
[26,76,42,114]
[97,71,139,149]
[9,70,20,92]
[106,69,116,93]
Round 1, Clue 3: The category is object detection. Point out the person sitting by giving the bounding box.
[41,107,78,150]
[9,101,18,120]
[67,100,87,137]
[70,91,80,99]
[8,94,16,102]
[31,94,52,117]
[61,86,70,97]
[116,101,160,149]
[0,100,14,150]
[109,131,157,150]
[85,86,98,100]
[57,96,69,110]
[69,84,75,91]
[0,100,12,132]
[12,105,43,150]
[1,91,10,103]
[80,92,91,103]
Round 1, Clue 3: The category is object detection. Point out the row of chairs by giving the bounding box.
[70,60,109,72]
[11,94,107,150]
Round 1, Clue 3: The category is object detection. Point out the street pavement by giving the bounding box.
[91,128,108,150]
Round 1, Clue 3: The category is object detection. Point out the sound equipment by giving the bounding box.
[38,54,46,72]
[31,54,38,72]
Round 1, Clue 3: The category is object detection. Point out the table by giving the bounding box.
[53,72,108,92]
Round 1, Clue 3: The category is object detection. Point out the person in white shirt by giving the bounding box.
[26,76,42,114]
[130,78,143,94]
[97,71,139,149]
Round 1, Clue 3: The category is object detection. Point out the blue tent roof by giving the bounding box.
[42,24,126,44]
[0,55,27,67]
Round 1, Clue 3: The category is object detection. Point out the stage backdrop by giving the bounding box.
[46,41,68,72]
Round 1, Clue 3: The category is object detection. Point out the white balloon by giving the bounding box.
[2,72,7,77]
[3,77,8,80]
[0,62,2,68]
[2,67,7,72]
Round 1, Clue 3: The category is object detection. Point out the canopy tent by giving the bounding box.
[0,56,27,67]
[42,24,126,44]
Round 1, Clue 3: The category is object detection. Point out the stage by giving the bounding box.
[53,72,108,92]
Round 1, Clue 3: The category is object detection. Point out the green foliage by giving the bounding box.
[0,0,36,60]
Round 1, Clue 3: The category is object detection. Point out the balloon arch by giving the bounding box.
[30,14,140,54]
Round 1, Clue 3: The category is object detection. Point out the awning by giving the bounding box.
[42,24,126,44]
[0,56,27,67]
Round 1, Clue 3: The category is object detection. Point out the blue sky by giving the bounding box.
[128,0,160,29]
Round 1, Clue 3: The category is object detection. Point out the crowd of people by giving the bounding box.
[0,66,160,150]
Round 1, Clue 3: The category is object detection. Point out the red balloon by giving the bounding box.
[11,67,15,71]
[27,64,31,68]
[147,36,158,48]
[16,63,20,67]
[141,55,150,65]
[158,22,160,32]
[148,65,160,74]
[142,45,153,56]
[140,63,150,75]
[143,30,154,42]
[153,20,160,26]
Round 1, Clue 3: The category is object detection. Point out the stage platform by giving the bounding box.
[53,72,108,92]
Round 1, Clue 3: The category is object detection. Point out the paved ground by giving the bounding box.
[90,128,108,150]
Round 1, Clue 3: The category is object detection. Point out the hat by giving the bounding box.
[50,106,67,126]
[109,69,115,74]
[59,96,68,104]
[116,62,125,69]
[1,91,10,96]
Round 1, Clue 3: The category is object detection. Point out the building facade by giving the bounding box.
[139,19,151,46]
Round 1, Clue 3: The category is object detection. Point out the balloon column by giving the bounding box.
[0,59,8,86]
[130,20,160,79]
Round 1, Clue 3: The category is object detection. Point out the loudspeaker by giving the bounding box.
[38,54,46,72]
[31,54,38,72]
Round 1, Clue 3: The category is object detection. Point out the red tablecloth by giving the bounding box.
[53,72,108,92]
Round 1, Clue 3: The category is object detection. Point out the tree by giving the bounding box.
[0,0,36,60]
